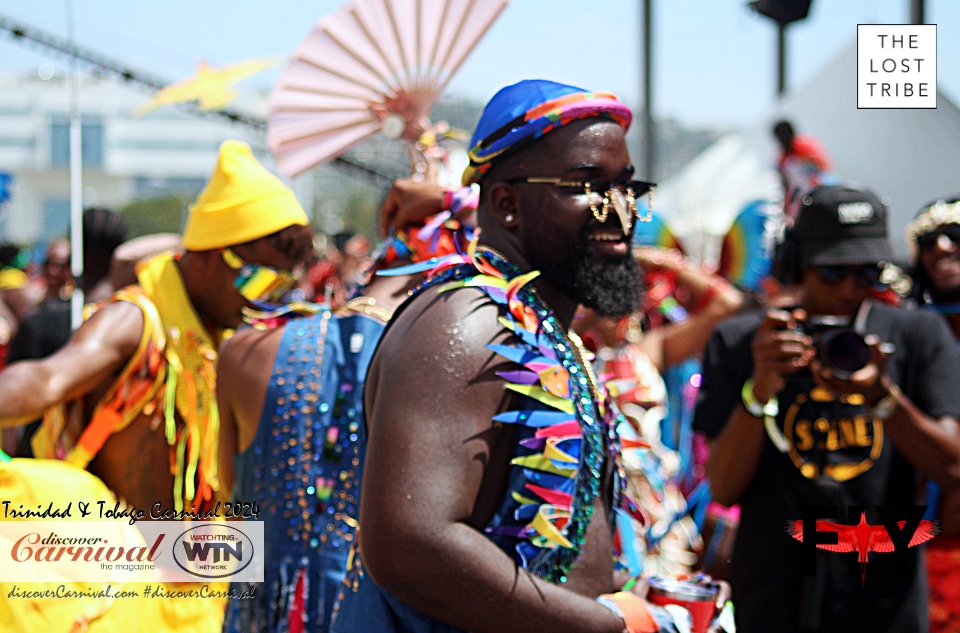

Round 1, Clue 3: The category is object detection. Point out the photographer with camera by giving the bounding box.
[693,185,960,633]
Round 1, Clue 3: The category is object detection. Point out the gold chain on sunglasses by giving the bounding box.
[521,178,654,226]
[586,182,655,231]
[584,182,611,223]
[583,182,650,225]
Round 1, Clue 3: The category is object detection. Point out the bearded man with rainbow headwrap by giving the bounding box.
[0,140,313,632]
[329,80,693,633]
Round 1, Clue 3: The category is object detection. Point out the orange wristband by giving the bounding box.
[598,592,659,633]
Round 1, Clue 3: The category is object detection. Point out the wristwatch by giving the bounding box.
[869,383,902,421]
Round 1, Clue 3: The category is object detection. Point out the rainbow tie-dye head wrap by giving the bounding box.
[461,79,633,186]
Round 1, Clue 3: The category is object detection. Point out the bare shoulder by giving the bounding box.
[217,324,286,454]
[367,284,514,431]
[377,283,508,364]
[72,299,146,359]
[218,326,285,388]
[219,325,284,363]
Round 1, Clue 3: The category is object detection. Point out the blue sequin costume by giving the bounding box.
[224,310,385,633]
[331,248,651,633]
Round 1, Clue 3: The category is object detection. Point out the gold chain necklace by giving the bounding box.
[567,330,603,405]
[340,296,395,323]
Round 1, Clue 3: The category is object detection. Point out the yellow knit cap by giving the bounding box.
[182,140,309,251]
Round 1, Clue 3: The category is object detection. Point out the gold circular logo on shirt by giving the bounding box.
[781,387,884,481]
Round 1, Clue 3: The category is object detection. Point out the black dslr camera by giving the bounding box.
[801,315,871,380]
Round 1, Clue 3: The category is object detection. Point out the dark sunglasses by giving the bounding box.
[506,177,656,228]
[813,265,883,288]
[916,224,960,252]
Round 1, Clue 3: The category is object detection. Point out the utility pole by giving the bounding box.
[911,0,925,24]
[641,0,655,180]
[65,0,84,330]
[777,23,786,96]
[748,0,814,98]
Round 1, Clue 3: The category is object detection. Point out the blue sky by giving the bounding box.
[1,0,958,129]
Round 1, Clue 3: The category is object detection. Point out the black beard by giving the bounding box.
[546,231,642,318]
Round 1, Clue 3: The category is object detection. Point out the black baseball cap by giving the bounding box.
[795,185,893,268]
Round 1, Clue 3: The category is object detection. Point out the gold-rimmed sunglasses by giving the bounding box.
[508,177,656,231]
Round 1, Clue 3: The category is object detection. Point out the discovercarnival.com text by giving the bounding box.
[7,584,257,600]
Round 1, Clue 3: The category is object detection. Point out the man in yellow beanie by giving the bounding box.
[0,140,313,632]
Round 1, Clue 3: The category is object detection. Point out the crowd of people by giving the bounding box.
[0,80,957,633]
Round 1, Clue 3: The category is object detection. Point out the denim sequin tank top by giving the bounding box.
[224,311,386,633]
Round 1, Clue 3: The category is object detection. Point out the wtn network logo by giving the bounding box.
[181,536,243,565]
[173,524,255,579]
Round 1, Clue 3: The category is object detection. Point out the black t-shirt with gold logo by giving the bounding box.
[694,302,960,633]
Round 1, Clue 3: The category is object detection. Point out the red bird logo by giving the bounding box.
[788,512,939,584]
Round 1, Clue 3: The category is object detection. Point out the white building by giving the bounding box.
[0,70,262,243]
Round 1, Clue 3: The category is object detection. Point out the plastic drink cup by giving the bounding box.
[646,576,726,633]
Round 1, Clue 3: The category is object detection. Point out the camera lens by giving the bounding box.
[817,329,871,378]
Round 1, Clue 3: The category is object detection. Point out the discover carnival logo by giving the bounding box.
[0,520,264,583]
[11,531,164,565]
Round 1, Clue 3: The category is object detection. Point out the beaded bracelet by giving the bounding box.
[741,378,776,418]
[742,378,791,453]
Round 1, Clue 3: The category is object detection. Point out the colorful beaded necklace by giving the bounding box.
[393,240,645,582]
